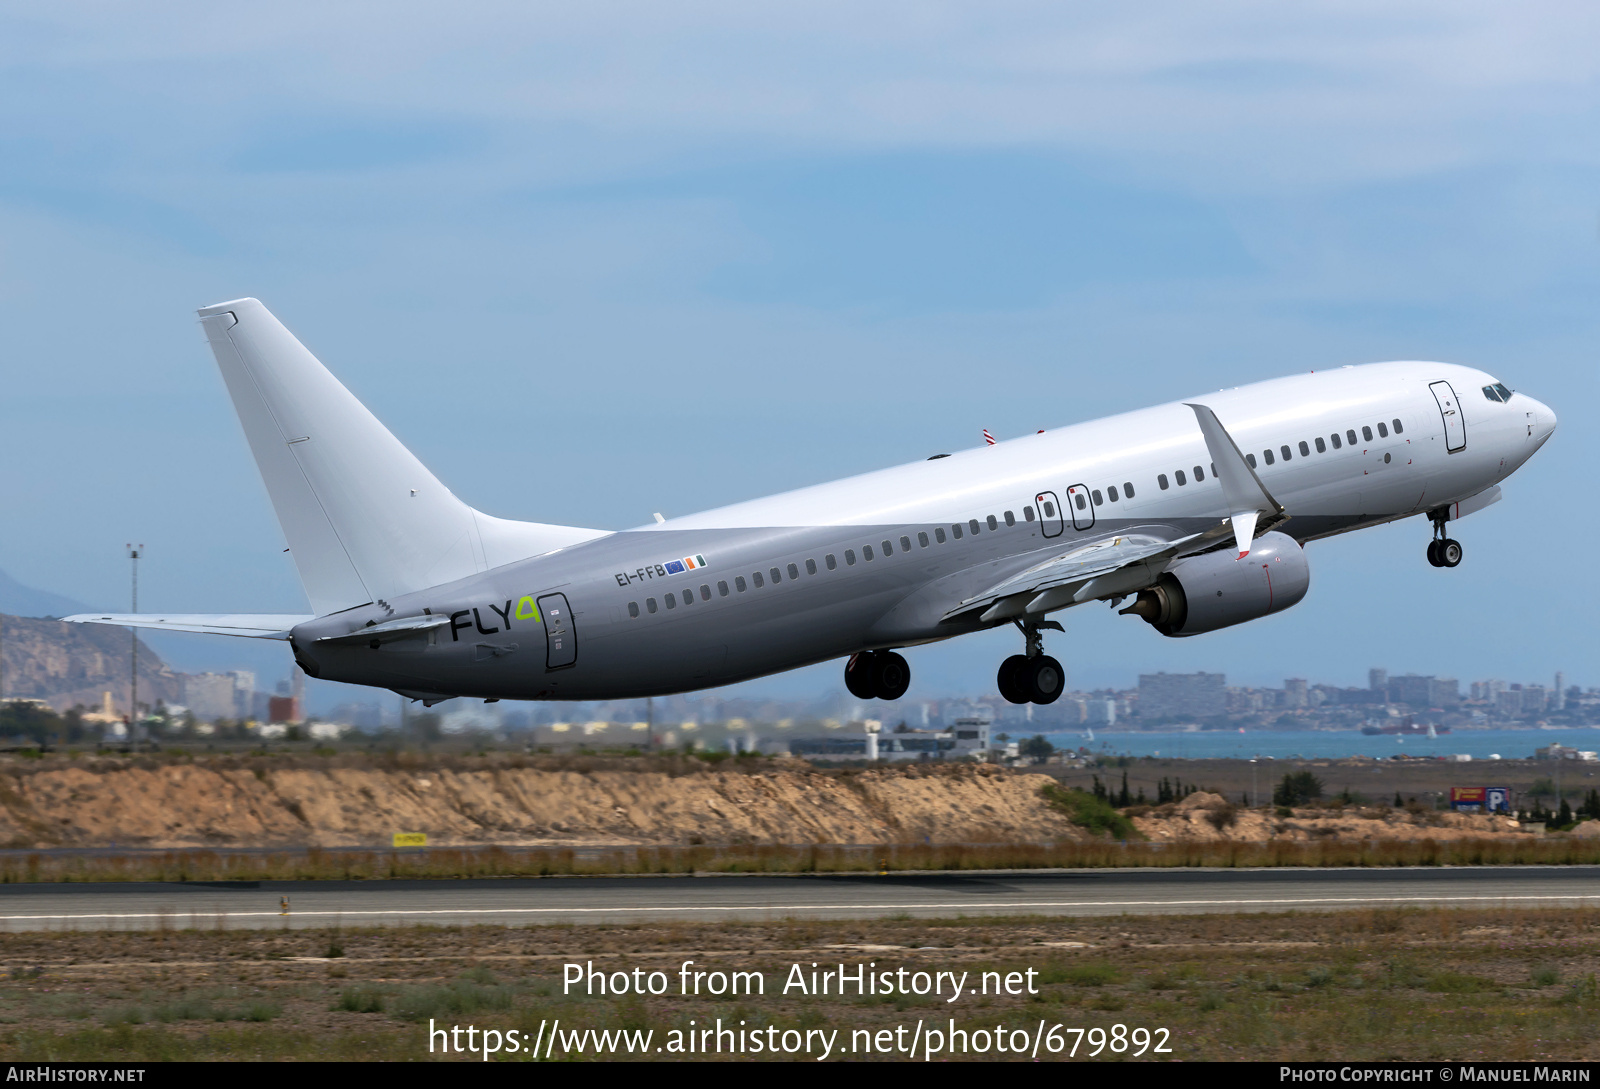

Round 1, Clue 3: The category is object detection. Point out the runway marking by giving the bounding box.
[3,892,1599,923]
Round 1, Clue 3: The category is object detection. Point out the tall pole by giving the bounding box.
[127,544,142,734]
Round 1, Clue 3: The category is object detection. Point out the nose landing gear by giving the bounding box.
[1426,512,1463,568]
[998,619,1065,705]
[844,650,911,701]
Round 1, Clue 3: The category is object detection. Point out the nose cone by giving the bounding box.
[1525,395,1558,449]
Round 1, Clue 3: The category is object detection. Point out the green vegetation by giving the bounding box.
[1039,782,1141,840]
[1274,770,1324,807]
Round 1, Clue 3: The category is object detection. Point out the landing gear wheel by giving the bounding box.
[844,653,877,700]
[871,652,911,701]
[998,655,1030,704]
[1022,655,1065,705]
[1438,538,1463,568]
[1426,540,1444,567]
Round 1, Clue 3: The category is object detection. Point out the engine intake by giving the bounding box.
[1119,531,1310,637]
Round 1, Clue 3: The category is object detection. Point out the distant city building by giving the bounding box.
[1387,674,1458,708]
[1369,668,1388,693]
[1554,672,1566,712]
[1137,672,1225,720]
[1284,678,1309,709]
[183,673,239,722]
[1085,699,1117,726]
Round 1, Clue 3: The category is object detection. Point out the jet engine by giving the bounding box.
[1119,531,1310,637]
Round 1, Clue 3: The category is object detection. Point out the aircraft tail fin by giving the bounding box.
[197,298,605,616]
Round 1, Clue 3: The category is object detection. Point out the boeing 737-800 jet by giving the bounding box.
[67,299,1556,708]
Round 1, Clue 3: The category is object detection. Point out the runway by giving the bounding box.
[0,866,1595,930]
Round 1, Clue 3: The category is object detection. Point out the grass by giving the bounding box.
[0,908,1597,1061]
[4,833,1600,884]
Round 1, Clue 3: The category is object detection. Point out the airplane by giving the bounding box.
[66,298,1557,709]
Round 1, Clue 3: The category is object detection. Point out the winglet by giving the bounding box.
[1185,403,1285,558]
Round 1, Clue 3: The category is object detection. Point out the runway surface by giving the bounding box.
[0,866,1596,930]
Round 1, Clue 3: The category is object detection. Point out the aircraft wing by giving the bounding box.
[60,614,314,640]
[942,531,1207,623]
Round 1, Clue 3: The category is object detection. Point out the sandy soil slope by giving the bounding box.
[0,759,1092,849]
[1129,791,1532,842]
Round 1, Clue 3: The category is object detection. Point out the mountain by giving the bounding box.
[0,568,89,620]
[0,614,181,713]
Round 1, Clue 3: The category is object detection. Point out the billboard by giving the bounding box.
[1451,786,1512,813]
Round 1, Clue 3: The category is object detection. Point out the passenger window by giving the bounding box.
[986,515,998,530]
[1331,433,1341,449]
[825,554,837,570]
[1362,426,1373,442]
[735,576,747,592]
[951,524,963,539]
[935,528,947,543]
[1211,463,1217,477]
[718,580,729,596]
[863,545,875,560]
[665,595,676,610]
[1346,429,1358,446]
[1393,418,1404,434]
[1002,512,1014,527]
[628,601,640,618]
[771,567,783,583]
[683,590,694,606]
[1377,422,1388,438]
[969,519,981,534]
[1314,437,1326,453]
[1158,473,1169,490]
[845,549,856,565]
[752,571,764,588]
[1263,449,1274,465]
[1124,481,1135,498]
[1280,445,1292,461]
[881,540,893,556]
[918,531,930,546]
[1298,441,1309,457]
[647,598,658,613]
[1074,493,1087,508]
[700,584,711,601]
[788,563,800,580]
[1175,470,1187,486]
[1042,501,1055,518]
[1192,467,1204,482]
[1107,486,1118,502]
[900,535,912,551]
[1090,491,1103,506]
[805,559,817,575]
[1022,508,1034,523]
[1245,454,1256,468]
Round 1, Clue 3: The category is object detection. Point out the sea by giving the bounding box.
[1035,726,1600,762]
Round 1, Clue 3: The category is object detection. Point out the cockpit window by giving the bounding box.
[1493,382,1512,401]
[1482,385,1502,403]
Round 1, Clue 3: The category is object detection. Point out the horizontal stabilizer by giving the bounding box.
[61,613,313,639]
[314,614,453,646]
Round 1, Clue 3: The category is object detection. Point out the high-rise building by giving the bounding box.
[1284,678,1308,709]
[183,673,238,722]
[1138,673,1226,720]
[1369,668,1388,693]
[1555,672,1566,712]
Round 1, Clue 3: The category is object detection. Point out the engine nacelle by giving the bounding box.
[1119,531,1310,637]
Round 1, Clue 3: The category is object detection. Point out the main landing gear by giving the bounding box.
[998,619,1065,705]
[845,650,911,701]
[1426,511,1463,568]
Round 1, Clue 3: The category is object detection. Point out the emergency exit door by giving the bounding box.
[1065,484,1096,531]
[537,593,577,669]
[1430,381,1466,453]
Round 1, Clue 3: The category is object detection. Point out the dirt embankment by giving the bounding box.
[1131,791,1533,842]
[0,757,1088,849]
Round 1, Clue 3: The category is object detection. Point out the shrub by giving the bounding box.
[1274,771,1324,807]
[1039,783,1141,840]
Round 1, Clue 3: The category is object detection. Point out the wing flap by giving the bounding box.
[946,532,1204,622]
[61,613,313,639]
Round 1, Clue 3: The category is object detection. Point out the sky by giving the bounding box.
[0,2,1595,709]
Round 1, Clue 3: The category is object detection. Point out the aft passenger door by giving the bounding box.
[1430,381,1466,453]
[1065,484,1095,531]
[536,592,577,670]
[1035,491,1064,538]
